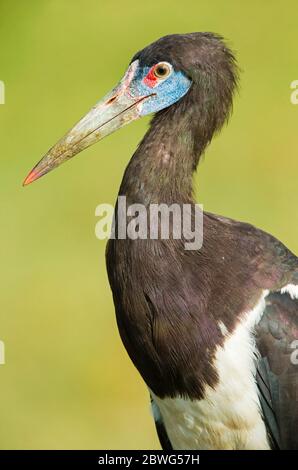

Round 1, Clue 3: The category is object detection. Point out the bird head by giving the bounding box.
[23,33,238,185]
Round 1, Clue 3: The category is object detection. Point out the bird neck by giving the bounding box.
[118,109,206,206]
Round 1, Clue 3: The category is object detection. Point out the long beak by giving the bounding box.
[23,61,152,186]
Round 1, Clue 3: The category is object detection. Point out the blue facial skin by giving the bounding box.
[130,64,192,116]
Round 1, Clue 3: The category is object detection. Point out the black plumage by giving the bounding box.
[25,32,298,449]
[256,292,298,449]
[106,33,298,449]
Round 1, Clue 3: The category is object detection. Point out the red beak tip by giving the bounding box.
[23,170,39,186]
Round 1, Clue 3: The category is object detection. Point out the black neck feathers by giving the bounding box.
[120,33,238,205]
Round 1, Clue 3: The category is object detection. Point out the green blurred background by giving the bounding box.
[0,0,297,449]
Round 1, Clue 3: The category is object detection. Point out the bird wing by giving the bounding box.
[255,291,298,449]
[205,213,298,449]
[151,290,298,451]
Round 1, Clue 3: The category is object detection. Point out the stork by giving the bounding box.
[24,33,298,450]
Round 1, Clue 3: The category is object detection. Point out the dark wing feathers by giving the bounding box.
[256,292,298,449]
[150,292,298,451]
[154,417,173,450]
[209,213,298,449]
[152,292,298,451]
[256,357,281,449]
[150,397,173,450]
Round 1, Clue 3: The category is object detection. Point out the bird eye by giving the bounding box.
[153,62,172,79]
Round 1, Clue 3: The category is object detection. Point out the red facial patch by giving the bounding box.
[143,66,158,88]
